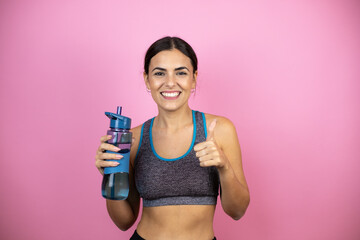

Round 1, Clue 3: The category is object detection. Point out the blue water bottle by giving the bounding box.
[102,106,132,200]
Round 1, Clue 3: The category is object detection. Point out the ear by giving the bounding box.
[143,72,150,89]
[192,70,198,89]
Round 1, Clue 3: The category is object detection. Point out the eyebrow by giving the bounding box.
[151,66,190,72]
[175,67,189,71]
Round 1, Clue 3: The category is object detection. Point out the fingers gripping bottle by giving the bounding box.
[102,106,132,200]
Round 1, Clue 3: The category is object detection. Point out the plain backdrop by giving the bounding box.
[1,0,359,239]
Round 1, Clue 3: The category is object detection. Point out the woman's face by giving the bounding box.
[144,49,197,112]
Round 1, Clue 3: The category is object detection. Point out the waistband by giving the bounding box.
[143,196,217,207]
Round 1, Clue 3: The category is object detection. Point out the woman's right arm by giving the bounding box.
[95,126,142,231]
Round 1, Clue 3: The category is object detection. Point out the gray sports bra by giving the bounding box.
[134,110,219,207]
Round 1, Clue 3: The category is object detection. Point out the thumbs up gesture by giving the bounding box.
[194,119,229,169]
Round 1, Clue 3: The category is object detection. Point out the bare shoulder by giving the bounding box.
[203,113,237,135]
[203,113,239,149]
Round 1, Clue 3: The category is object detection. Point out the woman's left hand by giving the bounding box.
[194,119,230,170]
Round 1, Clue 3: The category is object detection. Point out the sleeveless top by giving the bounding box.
[134,110,220,207]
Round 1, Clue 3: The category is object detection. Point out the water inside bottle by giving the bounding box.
[102,172,129,200]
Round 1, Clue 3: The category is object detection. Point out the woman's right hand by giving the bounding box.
[95,135,123,175]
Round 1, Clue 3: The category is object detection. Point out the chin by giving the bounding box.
[158,102,187,112]
[153,95,191,112]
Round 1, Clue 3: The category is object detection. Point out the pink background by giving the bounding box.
[1,0,359,239]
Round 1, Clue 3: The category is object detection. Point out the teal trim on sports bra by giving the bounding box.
[201,112,207,139]
[134,123,145,160]
[149,110,197,161]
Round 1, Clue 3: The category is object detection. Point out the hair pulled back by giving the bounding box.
[144,36,198,75]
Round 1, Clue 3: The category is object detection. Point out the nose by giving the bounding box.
[165,73,176,87]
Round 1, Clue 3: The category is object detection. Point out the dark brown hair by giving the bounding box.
[144,36,198,74]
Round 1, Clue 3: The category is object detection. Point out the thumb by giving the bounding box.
[206,119,217,141]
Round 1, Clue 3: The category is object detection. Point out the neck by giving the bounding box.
[154,105,193,129]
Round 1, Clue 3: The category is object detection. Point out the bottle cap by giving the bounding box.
[105,106,131,130]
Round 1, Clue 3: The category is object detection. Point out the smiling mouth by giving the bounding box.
[160,91,181,99]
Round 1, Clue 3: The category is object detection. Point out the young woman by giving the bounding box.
[95,36,250,240]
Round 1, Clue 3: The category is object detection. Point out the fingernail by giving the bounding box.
[115,154,123,159]
[113,147,121,151]
[111,162,120,166]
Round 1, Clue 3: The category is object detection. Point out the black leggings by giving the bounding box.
[130,230,217,240]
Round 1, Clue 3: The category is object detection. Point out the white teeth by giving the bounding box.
[161,92,180,97]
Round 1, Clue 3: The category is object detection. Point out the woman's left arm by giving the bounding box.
[194,116,250,220]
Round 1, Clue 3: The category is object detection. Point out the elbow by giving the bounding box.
[109,213,136,231]
[117,223,133,232]
[106,200,138,232]
[108,218,135,232]
[114,218,136,231]
[228,210,246,221]
[226,195,250,221]
[231,215,242,221]
[112,216,137,231]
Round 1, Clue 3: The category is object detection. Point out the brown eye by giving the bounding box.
[154,72,165,76]
[176,71,187,76]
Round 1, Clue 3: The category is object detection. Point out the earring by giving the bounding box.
[146,88,151,93]
[191,88,195,93]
